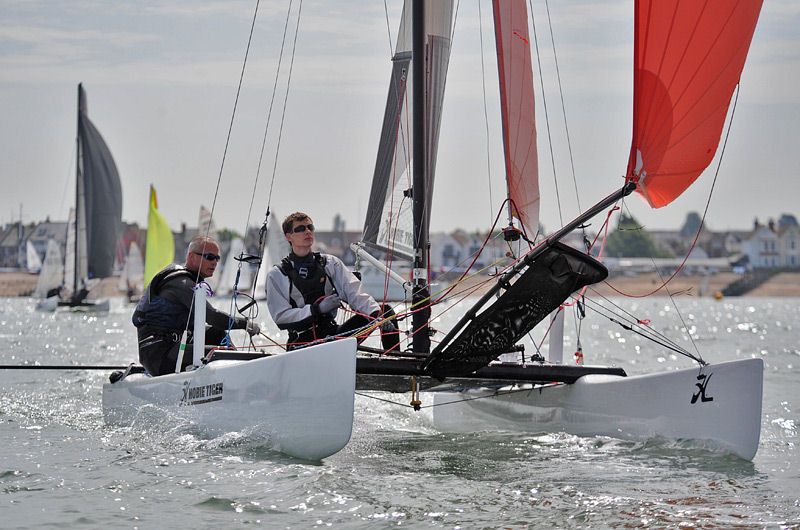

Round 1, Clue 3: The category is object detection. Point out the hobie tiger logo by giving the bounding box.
[179,380,224,406]
[691,372,714,404]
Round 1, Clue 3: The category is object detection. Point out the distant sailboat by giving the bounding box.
[33,239,64,303]
[254,211,289,299]
[118,241,144,301]
[217,237,252,296]
[26,240,42,273]
[58,83,123,310]
[143,185,174,288]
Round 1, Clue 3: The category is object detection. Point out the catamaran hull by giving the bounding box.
[432,358,763,460]
[102,338,357,460]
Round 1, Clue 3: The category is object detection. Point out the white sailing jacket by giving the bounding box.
[266,253,380,331]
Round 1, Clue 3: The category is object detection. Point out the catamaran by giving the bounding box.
[104,0,765,461]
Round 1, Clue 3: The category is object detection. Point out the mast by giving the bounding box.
[411,0,431,354]
[73,83,81,294]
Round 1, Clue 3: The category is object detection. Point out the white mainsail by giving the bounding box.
[26,240,42,273]
[118,241,144,293]
[217,237,252,296]
[254,212,289,299]
[33,239,63,298]
[63,208,76,298]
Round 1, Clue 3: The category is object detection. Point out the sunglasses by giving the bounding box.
[291,224,315,233]
[193,251,221,261]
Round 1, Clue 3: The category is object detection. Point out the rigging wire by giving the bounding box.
[382,0,395,54]
[179,0,262,345]
[543,0,581,215]
[244,0,295,302]
[477,0,495,228]
[266,0,304,213]
[528,0,563,228]
[581,287,704,365]
[246,0,296,238]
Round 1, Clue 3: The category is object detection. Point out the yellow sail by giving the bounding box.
[144,185,174,287]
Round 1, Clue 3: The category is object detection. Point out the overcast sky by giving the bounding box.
[1,0,798,236]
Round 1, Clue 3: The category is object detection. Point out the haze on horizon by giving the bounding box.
[1,0,798,236]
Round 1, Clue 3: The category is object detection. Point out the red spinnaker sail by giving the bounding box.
[493,0,539,233]
[627,0,762,208]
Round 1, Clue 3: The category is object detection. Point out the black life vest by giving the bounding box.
[132,265,195,330]
[279,252,333,308]
[278,253,339,345]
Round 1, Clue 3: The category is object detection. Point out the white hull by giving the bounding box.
[103,338,357,460]
[432,358,763,460]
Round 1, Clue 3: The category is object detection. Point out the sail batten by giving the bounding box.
[628,0,762,208]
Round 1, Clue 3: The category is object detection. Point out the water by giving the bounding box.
[1,296,798,528]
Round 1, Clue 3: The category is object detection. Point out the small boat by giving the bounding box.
[26,239,42,274]
[33,239,64,311]
[57,84,123,311]
[118,241,144,303]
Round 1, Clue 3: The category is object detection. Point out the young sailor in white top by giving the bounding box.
[265,212,399,350]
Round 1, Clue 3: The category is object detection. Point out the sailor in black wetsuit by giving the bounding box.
[265,212,399,350]
[132,236,260,376]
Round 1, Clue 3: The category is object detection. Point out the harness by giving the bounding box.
[279,252,334,307]
[278,253,338,345]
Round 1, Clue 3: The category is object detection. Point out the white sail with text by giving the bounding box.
[361,0,454,261]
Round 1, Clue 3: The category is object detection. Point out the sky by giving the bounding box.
[1,0,798,236]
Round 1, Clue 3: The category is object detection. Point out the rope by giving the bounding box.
[543,0,581,215]
[477,0,494,226]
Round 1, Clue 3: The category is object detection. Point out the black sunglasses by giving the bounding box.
[193,251,221,261]
[291,223,315,233]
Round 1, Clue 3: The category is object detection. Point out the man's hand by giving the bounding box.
[316,294,341,314]
[380,319,396,334]
[246,319,261,336]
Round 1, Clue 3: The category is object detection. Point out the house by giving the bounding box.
[778,224,800,267]
[0,222,34,269]
[741,219,780,268]
[27,219,68,267]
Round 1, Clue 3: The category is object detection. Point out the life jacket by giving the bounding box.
[279,252,333,308]
[132,265,195,331]
[278,253,337,344]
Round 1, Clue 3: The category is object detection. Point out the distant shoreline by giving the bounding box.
[2,271,799,299]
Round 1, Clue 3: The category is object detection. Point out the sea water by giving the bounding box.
[0,296,798,528]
